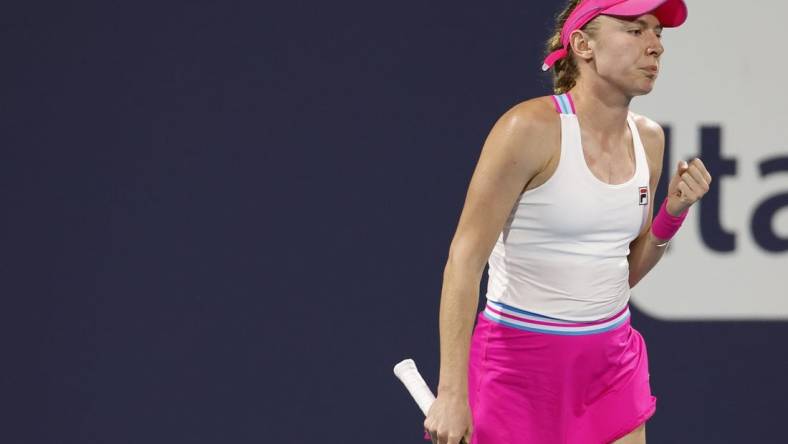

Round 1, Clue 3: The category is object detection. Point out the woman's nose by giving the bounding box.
[647,32,664,56]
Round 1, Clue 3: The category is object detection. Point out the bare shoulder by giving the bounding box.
[486,96,559,163]
[500,96,559,135]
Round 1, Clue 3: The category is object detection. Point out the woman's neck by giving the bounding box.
[568,80,633,139]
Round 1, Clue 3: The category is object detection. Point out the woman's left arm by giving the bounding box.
[628,219,671,288]
[627,117,712,288]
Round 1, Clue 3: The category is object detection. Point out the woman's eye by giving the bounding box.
[629,29,642,35]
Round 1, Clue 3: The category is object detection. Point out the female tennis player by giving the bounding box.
[424,0,712,443]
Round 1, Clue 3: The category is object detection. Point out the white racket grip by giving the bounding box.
[393,359,436,415]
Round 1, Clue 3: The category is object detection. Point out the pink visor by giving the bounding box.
[542,0,687,71]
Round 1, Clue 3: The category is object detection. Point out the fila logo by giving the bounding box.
[638,186,649,206]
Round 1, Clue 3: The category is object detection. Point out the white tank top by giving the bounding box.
[485,93,651,322]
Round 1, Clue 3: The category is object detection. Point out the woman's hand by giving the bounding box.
[666,158,713,215]
[423,391,473,444]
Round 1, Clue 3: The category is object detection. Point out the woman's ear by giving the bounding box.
[569,29,594,62]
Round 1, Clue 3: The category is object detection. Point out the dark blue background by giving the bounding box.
[5,1,785,442]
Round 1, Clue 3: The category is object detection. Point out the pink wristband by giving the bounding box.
[650,199,689,240]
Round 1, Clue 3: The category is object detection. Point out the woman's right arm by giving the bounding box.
[424,99,555,444]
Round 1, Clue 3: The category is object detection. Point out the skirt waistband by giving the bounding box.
[482,300,630,335]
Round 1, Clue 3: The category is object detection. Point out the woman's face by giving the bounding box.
[586,14,665,95]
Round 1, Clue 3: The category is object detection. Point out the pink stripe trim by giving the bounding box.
[566,91,577,114]
[486,304,628,328]
[550,95,562,114]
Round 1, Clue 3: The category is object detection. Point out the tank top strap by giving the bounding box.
[551,92,576,115]
[625,112,650,179]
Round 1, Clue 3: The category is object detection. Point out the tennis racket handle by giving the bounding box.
[394,359,469,444]
[393,359,435,414]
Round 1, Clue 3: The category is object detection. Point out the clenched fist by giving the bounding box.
[666,158,712,216]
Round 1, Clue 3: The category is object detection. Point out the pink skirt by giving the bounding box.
[467,301,656,444]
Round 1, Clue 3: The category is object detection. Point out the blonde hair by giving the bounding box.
[546,0,600,94]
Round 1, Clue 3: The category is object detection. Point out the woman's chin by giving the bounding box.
[633,80,656,96]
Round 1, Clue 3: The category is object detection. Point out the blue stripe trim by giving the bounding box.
[483,311,630,336]
[553,94,568,114]
[557,93,573,115]
[487,300,575,322]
